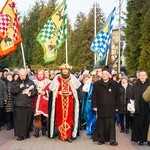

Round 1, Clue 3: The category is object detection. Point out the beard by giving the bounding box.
[61,72,70,79]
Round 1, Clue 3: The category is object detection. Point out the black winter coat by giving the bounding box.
[92,78,120,118]
[118,83,132,113]
[4,80,13,112]
[11,77,37,108]
[130,79,150,114]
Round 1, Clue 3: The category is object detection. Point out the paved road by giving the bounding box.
[0,125,149,150]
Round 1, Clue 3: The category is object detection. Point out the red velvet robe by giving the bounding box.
[56,76,74,140]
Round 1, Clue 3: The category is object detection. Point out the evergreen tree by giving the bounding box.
[68,11,87,70]
[0,56,10,69]
[68,3,104,71]
[124,0,143,75]
[139,0,150,76]
[22,0,46,66]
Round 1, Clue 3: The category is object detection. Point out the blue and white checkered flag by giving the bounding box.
[90,7,116,66]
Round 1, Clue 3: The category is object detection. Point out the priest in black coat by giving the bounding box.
[130,71,150,146]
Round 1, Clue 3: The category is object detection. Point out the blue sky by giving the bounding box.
[0,0,126,27]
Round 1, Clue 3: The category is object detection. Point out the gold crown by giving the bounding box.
[58,63,72,70]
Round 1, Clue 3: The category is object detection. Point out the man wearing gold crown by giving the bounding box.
[47,64,81,142]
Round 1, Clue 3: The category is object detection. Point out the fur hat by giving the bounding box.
[82,70,90,79]
[143,85,150,102]
[3,68,10,72]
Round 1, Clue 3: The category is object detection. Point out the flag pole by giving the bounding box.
[65,0,68,64]
[105,50,109,65]
[94,0,97,65]
[65,38,68,64]
[118,0,121,73]
[20,42,26,69]
[14,4,26,69]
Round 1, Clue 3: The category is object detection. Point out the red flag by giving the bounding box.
[0,0,22,57]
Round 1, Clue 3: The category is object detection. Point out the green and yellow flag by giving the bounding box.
[37,0,67,63]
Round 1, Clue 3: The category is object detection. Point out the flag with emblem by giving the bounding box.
[37,0,67,63]
[90,7,116,68]
[0,0,22,57]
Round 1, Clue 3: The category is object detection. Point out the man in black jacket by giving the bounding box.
[11,68,37,140]
[92,67,119,146]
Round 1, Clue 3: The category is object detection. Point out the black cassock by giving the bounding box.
[131,79,150,142]
[91,79,119,142]
[14,107,33,137]
[92,117,116,142]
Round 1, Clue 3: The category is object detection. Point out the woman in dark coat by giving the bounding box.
[118,76,132,133]
[4,72,14,130]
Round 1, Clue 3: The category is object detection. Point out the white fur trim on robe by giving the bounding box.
[49,74,81,138]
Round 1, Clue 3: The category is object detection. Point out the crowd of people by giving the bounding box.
[0,64,150,147]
